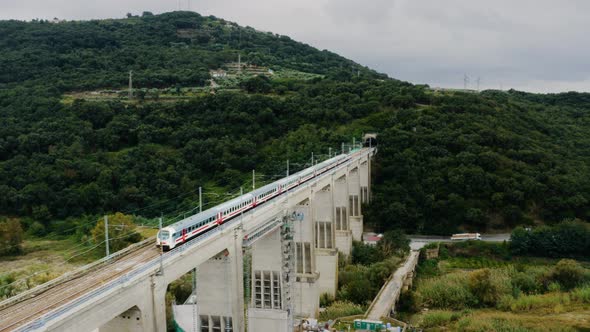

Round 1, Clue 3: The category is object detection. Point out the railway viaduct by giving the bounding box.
[0,146,375,332]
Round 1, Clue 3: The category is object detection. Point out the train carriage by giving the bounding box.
[157,149,363,250]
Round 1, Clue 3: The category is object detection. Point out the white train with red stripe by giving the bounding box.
[157,149,363,250]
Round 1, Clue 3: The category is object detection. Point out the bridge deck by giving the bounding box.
[0,244,159,332]
[0,148,374,331]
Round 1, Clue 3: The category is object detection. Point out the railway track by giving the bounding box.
[0,244,160,332]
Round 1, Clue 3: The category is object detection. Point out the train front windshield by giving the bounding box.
[159,230,170,240]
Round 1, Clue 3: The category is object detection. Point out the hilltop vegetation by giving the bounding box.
[0,11,589,242]
[0,11,382,90]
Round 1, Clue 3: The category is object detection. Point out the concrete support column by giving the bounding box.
[333,175,352,256]
[360,160,370,205]
[196,230,245,332]
[248,230,289,332]
[229,229,245,332]
[348,164,363,241]
[292,198,319,318]
[313,185,338,297]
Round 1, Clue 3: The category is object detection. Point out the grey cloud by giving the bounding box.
[322,0,397,25]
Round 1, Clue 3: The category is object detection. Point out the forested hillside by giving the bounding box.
[0,11,589,237]
[0,11,383,90]
[366,90,590,233]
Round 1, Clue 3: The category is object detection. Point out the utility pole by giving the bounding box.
[104,215,109,257]
[287,159,290,177]
[240,187,244,226]
[194,186,200,324]
[252,170,255,191]
[341,142,345,155]
[238,53,242,74]
[476,77,481,92]
[128,70,133,100]
[329,147,332,158]
[311,152,314,166]
[464,74,470,90]
[157,216,164,276]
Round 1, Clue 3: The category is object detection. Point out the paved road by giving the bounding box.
[366,251,420,320]
[409,233,510,250]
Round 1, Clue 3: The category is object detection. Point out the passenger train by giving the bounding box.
[156,148,365,250]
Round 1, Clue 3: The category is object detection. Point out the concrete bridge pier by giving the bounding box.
[313,184,338,298]
[292,198,320,318]
[247,229,289,332]
[360,159,370,204]
[348,165,363,241]
[334,174,352,257]
[196,230,245,332]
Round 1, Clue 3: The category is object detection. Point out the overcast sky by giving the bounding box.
[2,0,589,93]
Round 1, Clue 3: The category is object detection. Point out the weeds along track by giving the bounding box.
[0,244,160,332]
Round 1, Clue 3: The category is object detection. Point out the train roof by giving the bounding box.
[215,192,254,211]
[166,205,218,230]
[164,151,355,231]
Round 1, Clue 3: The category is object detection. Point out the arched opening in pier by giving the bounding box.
[99,305,143,332]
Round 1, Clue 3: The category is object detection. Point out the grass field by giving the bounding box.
[0,226,156,299]
[398,242,590,331]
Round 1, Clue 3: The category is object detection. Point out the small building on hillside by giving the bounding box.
[209,69,228,78]
[363,232,383,246]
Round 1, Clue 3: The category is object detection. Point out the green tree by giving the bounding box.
[91,213,142,254]
[377,229,410,257]
[240,75,272,93]
[0,218,24,256]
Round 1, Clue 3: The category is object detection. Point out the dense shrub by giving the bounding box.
[419,310,461,328]
[511,271,539,295]
[318,301,364,321]
[338,256,402,305]
[510,221,590,258]
[546,259,586,290]
[571,285,590,303]
[27,221,46,237]
[417,272,477,309]
[351,241,383,265]
[508,292,571,312]
[467,268,512,306]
